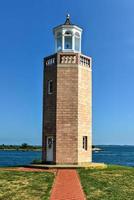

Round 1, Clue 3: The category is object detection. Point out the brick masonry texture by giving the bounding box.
[56,66,78,164]
[42,52,92,164]
[42,65,57,161]
[78,66,92,163]
[50,169,86,200]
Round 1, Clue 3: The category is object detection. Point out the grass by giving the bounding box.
[0,170,54,200]
[78,165,134,200]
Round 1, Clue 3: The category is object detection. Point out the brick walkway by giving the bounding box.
[50,169,85,200]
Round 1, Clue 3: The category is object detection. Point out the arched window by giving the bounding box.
[64,31,72,49]
[75,32,80,51]
[57,32,62,51]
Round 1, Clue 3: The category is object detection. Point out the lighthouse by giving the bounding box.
[42,15,92,165]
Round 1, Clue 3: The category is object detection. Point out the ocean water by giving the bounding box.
[93,145,134,167]
[0,150,41,167]
[0,145,134,167]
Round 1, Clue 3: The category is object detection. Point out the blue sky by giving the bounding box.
[0,0,134,145]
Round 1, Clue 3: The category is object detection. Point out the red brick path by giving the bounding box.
[50,169,85,200]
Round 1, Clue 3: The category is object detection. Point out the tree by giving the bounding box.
[21,143,28,149]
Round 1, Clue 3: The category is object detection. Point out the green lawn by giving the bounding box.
[78,165,134,200]
[0,170,54,200]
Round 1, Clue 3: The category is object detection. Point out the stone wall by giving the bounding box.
[56,65,78,164]
[78,65,92,163]
[42,52,92,164]
[42,64,57,162]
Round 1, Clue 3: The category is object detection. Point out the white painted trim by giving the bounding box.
[62,34,64,51]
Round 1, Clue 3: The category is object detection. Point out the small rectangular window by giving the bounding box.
[83,136,87,151]
[48,80,53,94]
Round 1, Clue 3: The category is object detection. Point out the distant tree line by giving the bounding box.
[0,143,42,151]
[0,144,99,151]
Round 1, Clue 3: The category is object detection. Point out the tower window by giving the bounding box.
[75,37,80,51]
[64,31,72,49]
[83,136,87,151]
[57,37,62,51]
[75,32,80,51]
[57,32,62,51]
[48,80,53,94]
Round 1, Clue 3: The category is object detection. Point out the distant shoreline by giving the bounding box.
[0,149,42,151]
[0,144,42,151]
[0,144,102,152]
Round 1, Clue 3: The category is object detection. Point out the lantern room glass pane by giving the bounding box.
[64,36,72,49]
[57,37,62,51]
[75,37,80,51]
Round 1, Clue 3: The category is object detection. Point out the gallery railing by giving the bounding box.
[44,53,91,68]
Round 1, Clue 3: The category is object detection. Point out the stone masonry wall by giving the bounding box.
[78,65,92,163]
[42,64,57,162]
[56,65,78,164]
[42,53,92,164]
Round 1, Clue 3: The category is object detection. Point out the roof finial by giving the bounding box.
[64,14,71,25]
[66,14,70,19]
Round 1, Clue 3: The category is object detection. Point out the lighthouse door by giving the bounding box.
[46,136,53,162]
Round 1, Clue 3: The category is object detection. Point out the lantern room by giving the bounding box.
[53,14,82,53]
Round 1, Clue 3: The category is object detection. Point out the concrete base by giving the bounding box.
[27,162,107,169]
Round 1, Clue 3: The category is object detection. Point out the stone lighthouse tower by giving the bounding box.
[42,15,92,165]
